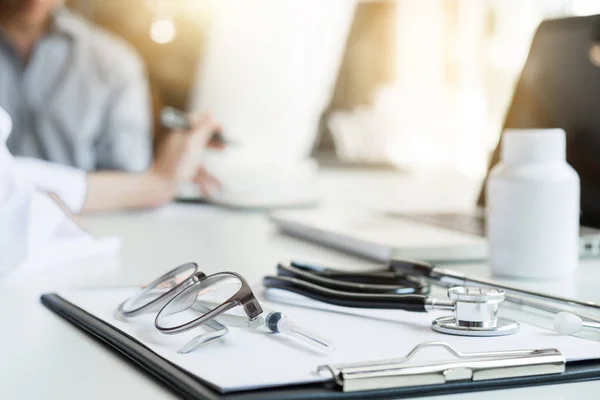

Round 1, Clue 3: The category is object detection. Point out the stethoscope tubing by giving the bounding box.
[390,259,600,316]
[278,261,430,295]
[262,275,429,312]
[270,259,600,321]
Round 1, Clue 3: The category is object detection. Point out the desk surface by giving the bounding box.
[2,168,600,400]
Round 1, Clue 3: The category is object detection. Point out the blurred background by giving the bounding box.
[66,0,600,176]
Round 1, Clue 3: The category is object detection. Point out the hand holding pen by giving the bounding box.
[161,106,236,148]
[155,108,225,197]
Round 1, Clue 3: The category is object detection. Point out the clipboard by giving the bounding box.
[41,293,600,400]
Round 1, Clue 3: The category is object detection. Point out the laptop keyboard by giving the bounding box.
[387,213,485,236]
[388,212,600,238]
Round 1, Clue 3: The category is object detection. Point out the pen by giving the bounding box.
[160,106,235,146]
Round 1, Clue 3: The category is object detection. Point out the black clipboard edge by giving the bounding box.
[41,293,600,400]
[41,293,221,400]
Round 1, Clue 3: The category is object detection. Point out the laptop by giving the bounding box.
[270,15,600,262]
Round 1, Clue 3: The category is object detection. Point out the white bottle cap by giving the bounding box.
[501,129,566,165]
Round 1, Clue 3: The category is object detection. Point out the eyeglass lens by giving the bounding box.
[157,274,245,330]
[120,262,198,315]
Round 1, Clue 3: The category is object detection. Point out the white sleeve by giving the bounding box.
[0,108,15,205]
[14,157,88,214]
[1,107,88,215]
[0,107,92,276]
[0,111,31,274]
[0,187,30,274]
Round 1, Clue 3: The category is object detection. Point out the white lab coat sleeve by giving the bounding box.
[0,131,31,274]
[0,108,14,205]
[0,107,92,276]
[14,157,88,214]
[0,184,30,274]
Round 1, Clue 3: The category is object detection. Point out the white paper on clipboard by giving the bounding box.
[59,287,600,394]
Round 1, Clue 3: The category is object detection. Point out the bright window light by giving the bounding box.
[150,18,176,44]
[572,0,600,16]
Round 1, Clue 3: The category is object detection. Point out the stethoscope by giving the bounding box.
[263,261,521,337]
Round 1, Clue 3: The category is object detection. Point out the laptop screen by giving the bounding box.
[477,15,600,228]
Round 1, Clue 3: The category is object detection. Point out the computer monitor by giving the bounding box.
[188,0,357,161]
[478,15,600,228]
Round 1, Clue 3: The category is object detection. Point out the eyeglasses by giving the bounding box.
[116,262,230,353]
[119,262,335,354]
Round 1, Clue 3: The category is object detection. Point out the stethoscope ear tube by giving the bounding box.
[263,275,428,312]
[279,261,430,295]
[389,259,436,278]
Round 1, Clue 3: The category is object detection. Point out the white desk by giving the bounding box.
[2,168,600,400]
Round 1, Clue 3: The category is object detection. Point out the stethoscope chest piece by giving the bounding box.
[431,287,520,337]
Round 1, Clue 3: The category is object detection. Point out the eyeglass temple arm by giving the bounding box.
[193,295,263,327]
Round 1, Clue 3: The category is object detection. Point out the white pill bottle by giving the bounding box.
[486,129,580,279]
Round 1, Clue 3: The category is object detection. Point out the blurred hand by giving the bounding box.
[193,165,222,197]
[149,113,222,201]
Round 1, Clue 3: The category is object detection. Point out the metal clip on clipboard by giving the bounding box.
[318,342,566,392]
